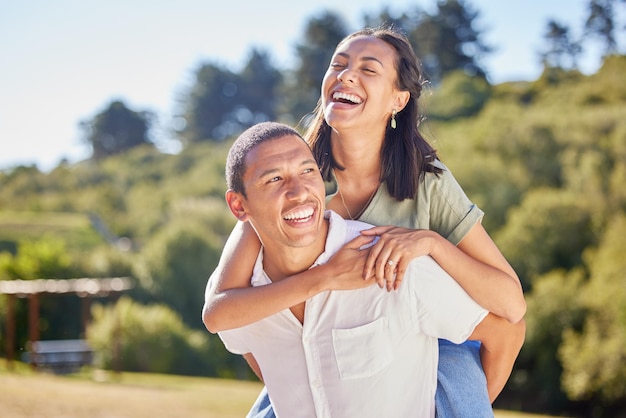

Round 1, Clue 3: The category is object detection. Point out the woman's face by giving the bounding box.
[321,35,405,135]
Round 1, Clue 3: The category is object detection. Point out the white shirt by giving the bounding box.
[219,211,488,418]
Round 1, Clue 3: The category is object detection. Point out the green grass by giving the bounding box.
[0,360,560,418]
[0,211,104,251]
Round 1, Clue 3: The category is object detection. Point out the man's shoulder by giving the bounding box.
[345,218,374,232]
[328,210,374,242]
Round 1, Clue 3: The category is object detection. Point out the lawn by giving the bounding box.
[0,361,560,418]
[0,364,262,418]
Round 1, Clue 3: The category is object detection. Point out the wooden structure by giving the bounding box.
[1,277,132,371]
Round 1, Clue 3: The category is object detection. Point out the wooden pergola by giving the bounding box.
[0,277,132,369]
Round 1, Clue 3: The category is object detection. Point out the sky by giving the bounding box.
[0,0,608,172]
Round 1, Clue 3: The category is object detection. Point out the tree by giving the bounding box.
[177,48,282,143]
[494,189,594,290]
[409,0,492,84]
[285,11,349,121]
[176,62,242,143]
[0,237,75,280]
[81,100,154,160]
[133,220,222,328]
[585,0,619,54]
[87,297,249,377]
[239,48,283,124]
[362,6,419,31]
[559,214,626,408]
[514,268,586,414]
[426,69,491,119]
[539,20,583,71]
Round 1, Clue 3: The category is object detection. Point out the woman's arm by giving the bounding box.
[470,314,526,402]
[202,221,374,333]
[361,222,526,323]
[453,223,526,322]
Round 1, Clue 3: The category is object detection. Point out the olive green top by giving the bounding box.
[325,160,483,245]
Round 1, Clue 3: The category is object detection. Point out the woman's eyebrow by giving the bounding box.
[361,56,384,67]
[335,52,384,67]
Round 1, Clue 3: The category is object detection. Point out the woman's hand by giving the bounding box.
[360,225,437,291]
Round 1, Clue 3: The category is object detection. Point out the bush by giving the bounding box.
[87,297,250,378]
[426,70,491,120]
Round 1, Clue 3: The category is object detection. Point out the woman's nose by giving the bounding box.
[337,67,356,84]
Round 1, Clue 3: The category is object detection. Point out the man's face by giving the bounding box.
[229,135,326,249]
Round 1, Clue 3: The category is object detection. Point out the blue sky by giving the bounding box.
[0,0,608,171]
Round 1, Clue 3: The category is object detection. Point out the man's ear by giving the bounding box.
[225,190,249,221]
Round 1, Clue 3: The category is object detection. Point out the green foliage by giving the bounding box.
[0,236,75,280]
[495,189,595,290]
[82,245,135,279]
[0,211,103,254]
[425,54,626,415]
[559,214,626,404]
[519,268,586,412]
[87,297,249,378]
[133,214,231,328]
[426,70,491,120]
[409,0,491,83]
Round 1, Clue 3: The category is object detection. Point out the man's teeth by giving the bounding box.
[284,208,314,221]
[333,91,362,104]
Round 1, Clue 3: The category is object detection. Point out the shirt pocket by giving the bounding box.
[332,317,393,380]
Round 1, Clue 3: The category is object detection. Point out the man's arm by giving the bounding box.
[469,313,526,402]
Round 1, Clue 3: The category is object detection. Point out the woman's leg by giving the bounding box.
[435,339,493,418]
[246,386,275,418]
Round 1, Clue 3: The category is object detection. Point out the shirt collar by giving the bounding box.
[251,210,348,286]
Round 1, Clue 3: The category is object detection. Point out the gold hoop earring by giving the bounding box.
[390,109,397,129]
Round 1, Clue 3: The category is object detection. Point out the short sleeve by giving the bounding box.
[218,329,250,355]
[422,161,484,245]
[407,256,488,343]
[357,160,483,246]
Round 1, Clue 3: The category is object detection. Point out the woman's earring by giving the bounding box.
[390,109,397,129]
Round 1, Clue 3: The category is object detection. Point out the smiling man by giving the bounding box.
[216,121,524,418]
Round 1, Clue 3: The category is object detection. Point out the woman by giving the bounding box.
[203,27,526,417]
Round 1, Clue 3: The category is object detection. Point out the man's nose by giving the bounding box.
[286,178,307,201]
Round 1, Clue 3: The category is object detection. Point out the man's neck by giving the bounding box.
[261,219,329,282]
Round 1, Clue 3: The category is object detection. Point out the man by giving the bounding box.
[217,121,524,418]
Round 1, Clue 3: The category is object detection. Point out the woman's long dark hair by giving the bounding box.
[304,26,441,201]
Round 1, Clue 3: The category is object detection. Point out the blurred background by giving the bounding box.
[1,1,625,417]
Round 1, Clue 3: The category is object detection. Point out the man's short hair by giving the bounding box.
[226,122,306,197]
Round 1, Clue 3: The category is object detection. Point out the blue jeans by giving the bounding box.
[246,385,275,418]
[435,339,492,418]
[247,339,492,418]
